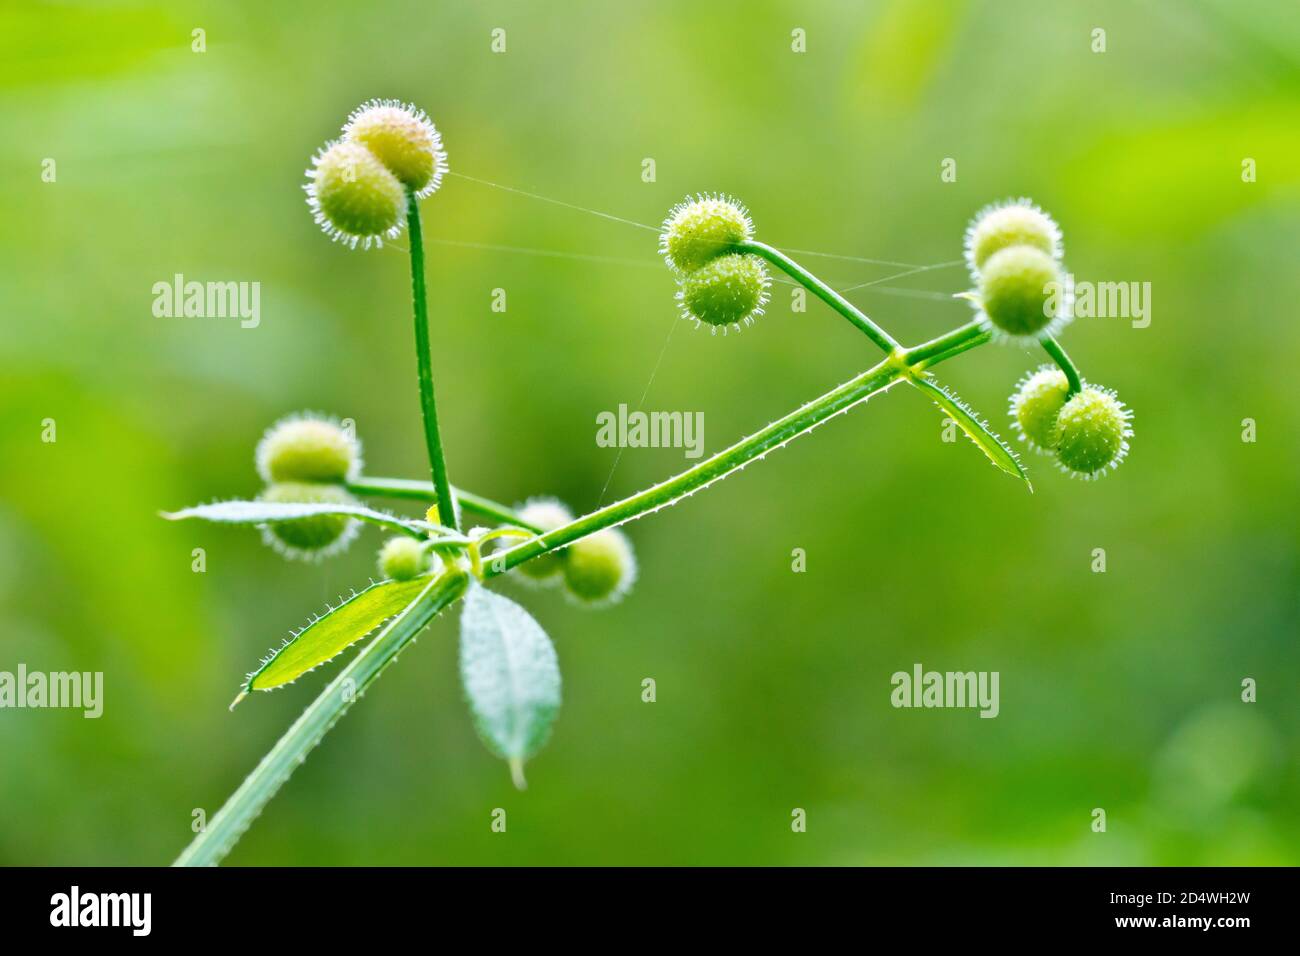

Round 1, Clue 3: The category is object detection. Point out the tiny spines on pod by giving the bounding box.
[305,140,406,249]
[1052,385,1133,479]
[343,99,448,198]
[660,194,753,273]
[677,252,771,331]
[256,413,362,485]
[562,528,637,607]
[510,498,575,586]
[1009,366,1071,454]
[258,481,361,561]
[965,198,1062,276]
[378,535,436,581]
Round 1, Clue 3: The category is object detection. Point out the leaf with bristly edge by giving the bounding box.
[909,375,1031,490]
[237,577,434,699]
[163,499,423,536]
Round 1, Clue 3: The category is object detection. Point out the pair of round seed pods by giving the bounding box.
[305,100,449,249]
[254,415,635,605]
[487,499,637,607]
[255,414,365,559]
[660,195,770,330]
[657,193,1133,478]
[377,498,635,607]
[967,201,1133,478]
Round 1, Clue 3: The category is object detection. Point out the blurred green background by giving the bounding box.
[2,0,1297,865]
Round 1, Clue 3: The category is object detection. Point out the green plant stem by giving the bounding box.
[914,330,992,370]
[484,314,995,573]
[176,252,998,866]
[737,239,901,354]
[346,477,538,532]
[1039,334,1083,396]
[173,570,468,866]
[486,356,908,575]
[902,319,989,368]
[407,191,458,531]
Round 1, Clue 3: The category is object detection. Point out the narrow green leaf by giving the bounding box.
[176,571,468,866]
[163,499,423,536]
[909,375,1031,489]
[245,577,434,693]
[458,582,562,788]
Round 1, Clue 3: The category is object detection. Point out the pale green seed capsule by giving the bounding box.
[1009,366,1070,453]
[305,140,406,249]
[661,194,753,273]
[259,481,361,560]
[678,253,770,329]
[512,498,574,585]
[1053,386,1133,479]
[256,413,361,484]
[378,536,432,581]
[562,528,636,607]
[343,99,448,197]
[977,245,1068,340]
[965,198,1062,274]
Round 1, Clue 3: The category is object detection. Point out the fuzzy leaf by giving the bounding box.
[163,499,422,536]
[910,376,1031,489]
[458,582,561,788]
[246,577,433,693]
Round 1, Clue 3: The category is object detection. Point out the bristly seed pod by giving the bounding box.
[1053,385,1133,479]
[677,253,770,330]
[256,413,362,485]
[304,140,406,249]
[975,245,1071,342]
[562,528,636,607]
[511,498,574,586]
[343,99,448,198]
[965,198,1063,276]
[660,194,754,273]
[378,535,435,581]
[1009,365,1070,453]
[259,481,361,561]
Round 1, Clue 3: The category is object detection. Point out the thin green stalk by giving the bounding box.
[483,318,993,574]
[175,251,997,866]
[913,329,991,370]
[487,356,908,575]
[407,191,458,531]
[737,239,901,354]
[176,359,907,866]
[174,570,469,867]
[902,319,988,368]
[1039,333,1083,396]
[346,476,539,532]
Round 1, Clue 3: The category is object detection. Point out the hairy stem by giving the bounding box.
[902,319,989,368]
[174,570,469,866]
[346,477,538,532]
[1039,334,1083,396]
[177,253,995,866]
[737,239,901,354]
[407,192,459,531]
[487,356,907,574]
